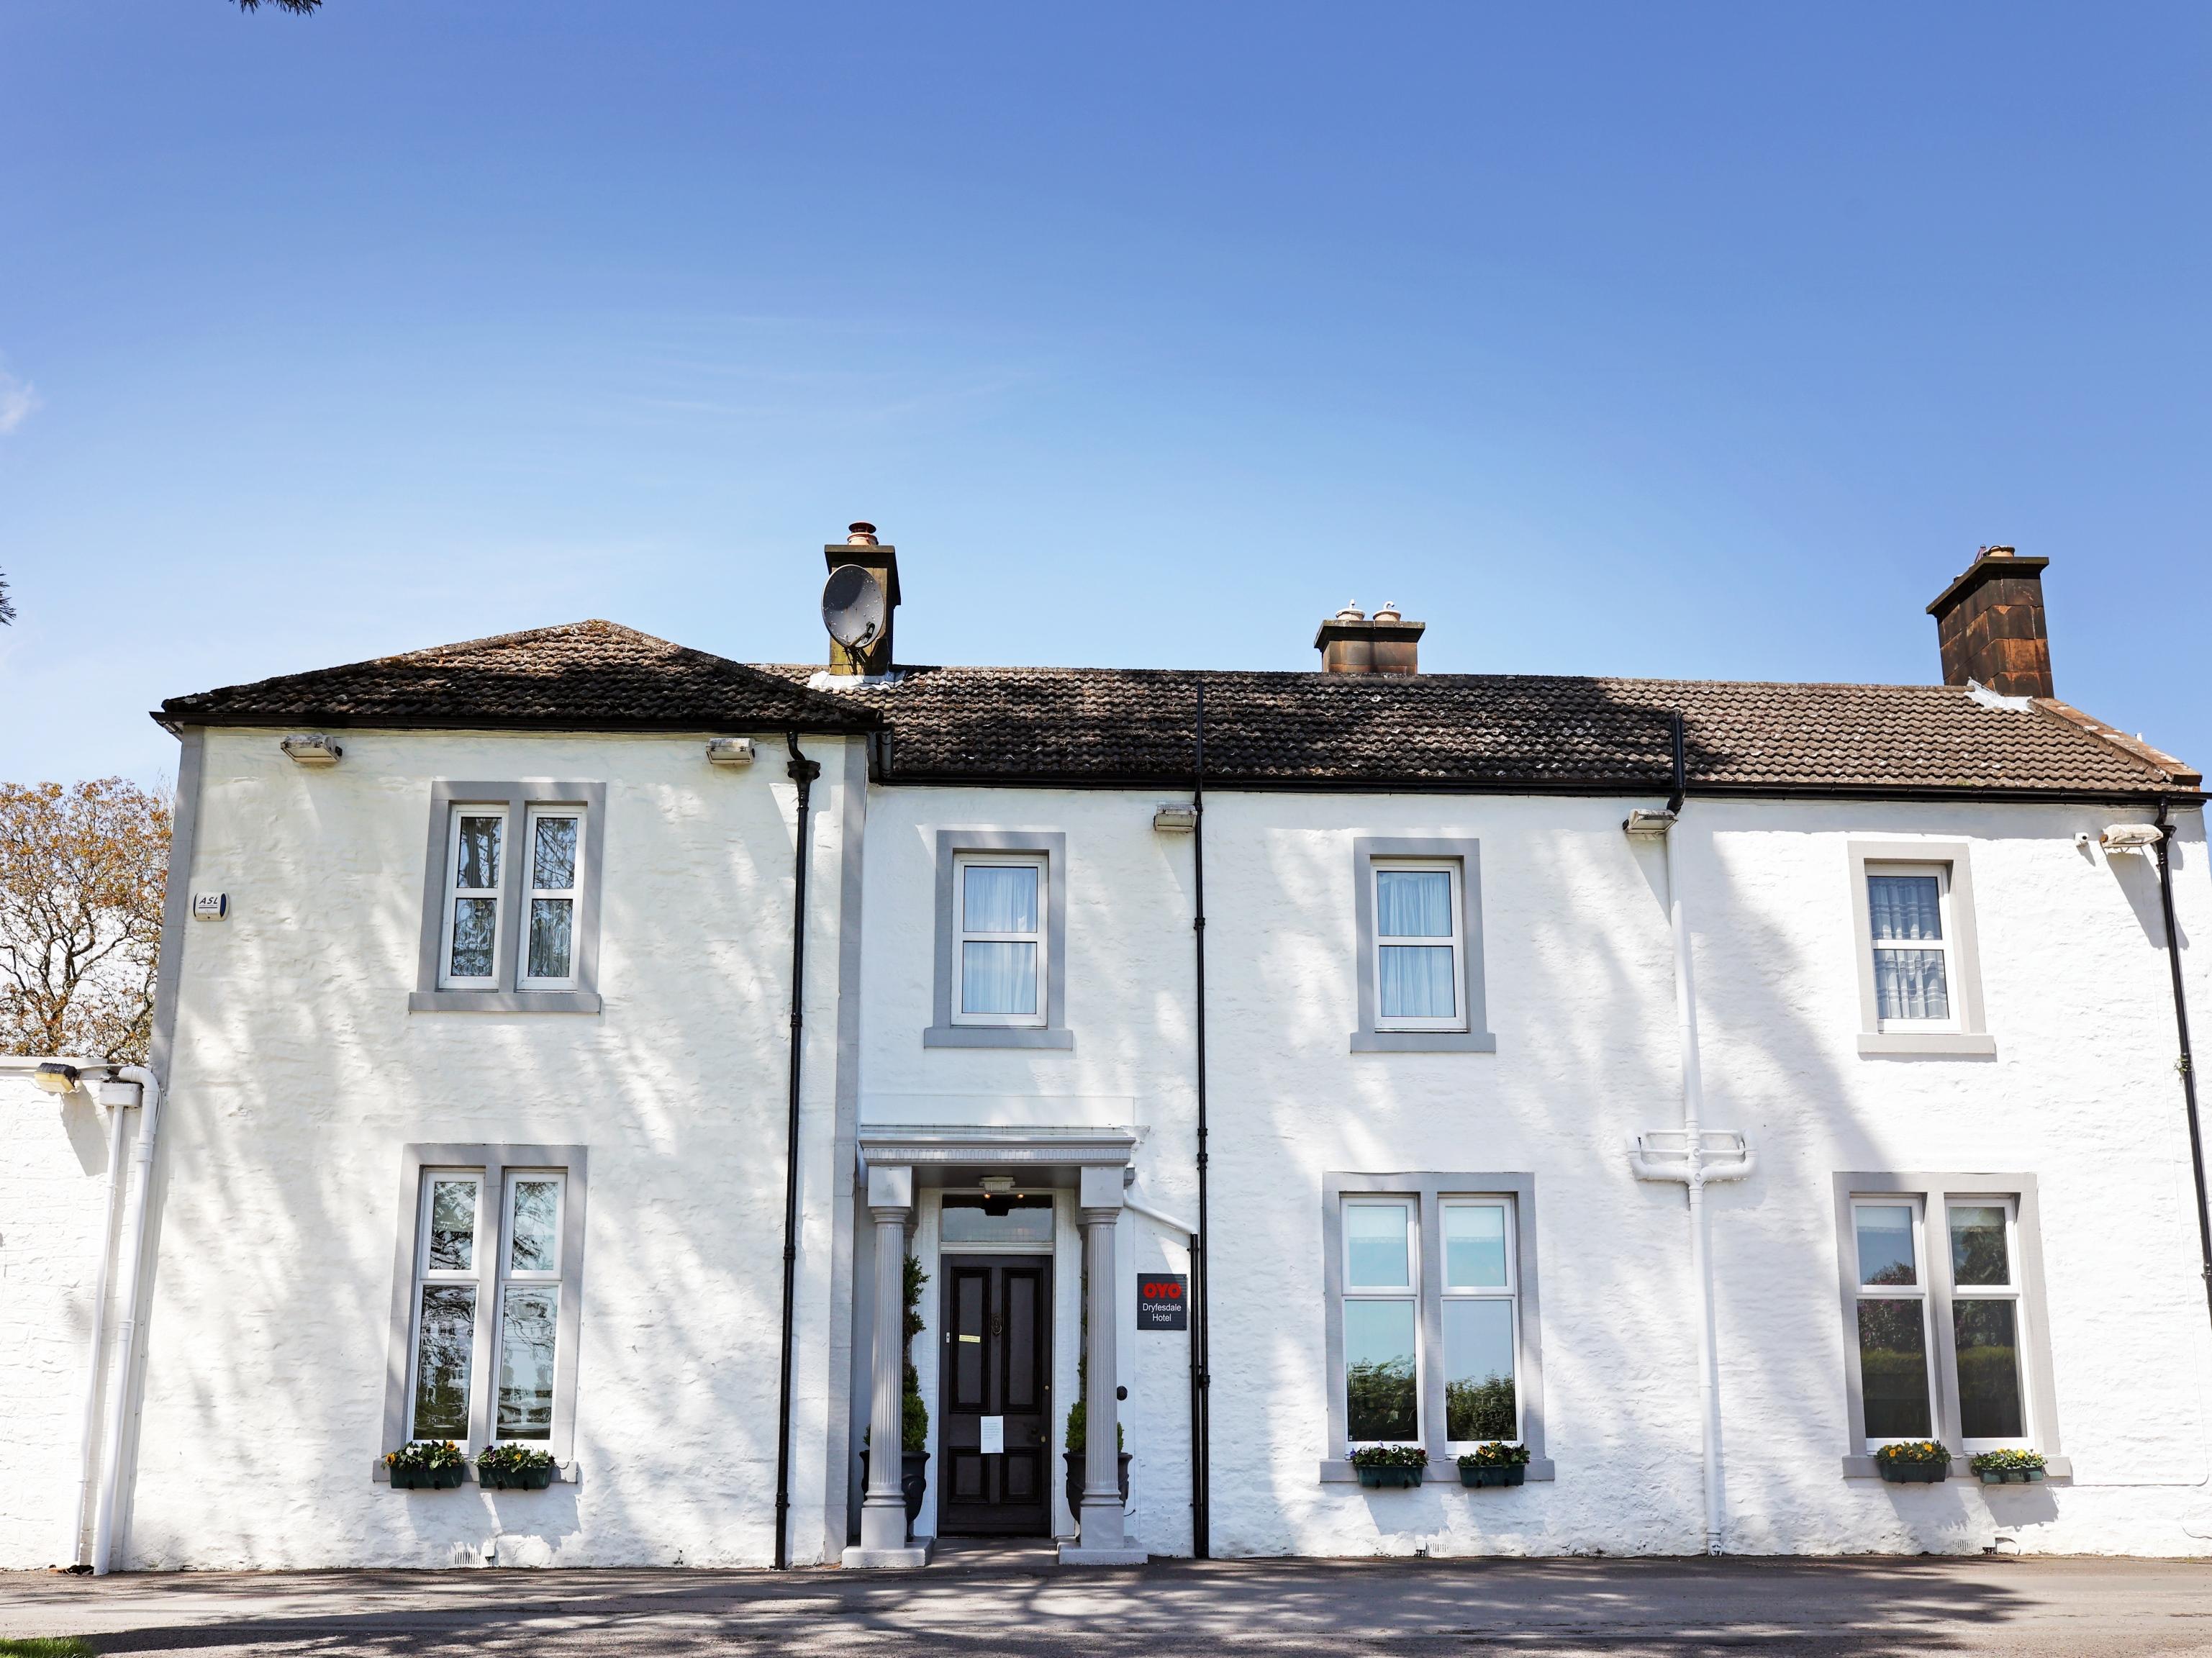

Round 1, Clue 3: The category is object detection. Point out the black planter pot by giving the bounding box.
[860,1449,930,1526]
[390,1462,466,1490]
[481,1462,556,1491]
[1459,1463,1526,1488]
[1876,1461,1948,1483]
[1063,1449,1133,1522]
[1354,1464,1424,1489]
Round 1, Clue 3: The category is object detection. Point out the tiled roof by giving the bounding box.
[764,663,2199,798]
[158,620,2198,797]
[157,621,879,735]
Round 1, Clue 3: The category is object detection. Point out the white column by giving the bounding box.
[1062,1164,1146,1563]
[846,1164,931,1567]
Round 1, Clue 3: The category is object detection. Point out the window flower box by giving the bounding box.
[1457,1442,1529,1488]
[477,1444,558,1491]
[1969,1450,2046,1485]
[1348,1445,1428,1489]
[1873,1441,1951,1484]
[385,1441,467,1490]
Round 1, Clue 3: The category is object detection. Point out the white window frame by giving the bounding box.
[1946,1195,2033,1454]
[1438,1196,1521,1449]
[405,1169,486,1442]
[1339,1195,1424,1448]
[951,851,1049,1030]
[1850,1195,1938,1452]
[517,807,585,992]
[1846,841,1991,1058]
[438,807,509,991]
[1370,859,1468,1034]
[1866,861,1959,1033]
[491,1169,568,1445]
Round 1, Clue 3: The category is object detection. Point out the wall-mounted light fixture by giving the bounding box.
[1623,807,1677,838]
[707,738,756,767]
[2101,823,2164,856]
[1152,803,1197,833]
[280,734,343,767]
[31,1061,81,1096]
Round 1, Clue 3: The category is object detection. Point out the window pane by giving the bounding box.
[1869,874,1943,942]
[961,941,1038,1014]
[1443,1298,1517,1441]
[940,1195,1056,1244]
[1949,1205,2011,1287]
[1874,949,1951,1022]
[1954,1300,2025,1439]
[509,1179,561,1273]
[1343,1298,1418,1441]
[1443,1205,1508,1289]
[532,816,578,891]
[496,1285,558,1440]
[964,864,1038,933]
[1377,869,1451,938]
[456,816,502,891]
[427,1178,477,1272]
[1379,946,1456,1020]
[527,898,574,980]
[1346,1204,1411,1289]
[1857,1298,1933,1439]
[412,1283,476,1439]
[1855,1205,1917,1287]
[450,897,497,979]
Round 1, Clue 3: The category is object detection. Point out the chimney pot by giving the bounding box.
[847,522,879,546]
[1373,600,1401,622]
[1926,544,2053,699]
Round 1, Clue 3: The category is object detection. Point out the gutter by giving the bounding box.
[772,732,822,1571]
[93,1065,161,1576]
[2152,799,2212,1333]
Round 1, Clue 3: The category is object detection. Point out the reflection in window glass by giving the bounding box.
[532,817,578,890]
[455,817,502,891]
[450,899,498,979]
[1443,1204,1508,1288]
[1855,1205,1917,1287]
[1344,1298,1418,1441]
[1949,1206,2011,1287]
[497,1286,558,1440]
[1954,1300,2024,1439]
[1443,1298,1516,1441]
[940,1195,1055,1245]
[509,1179,561,1273]
[412,1284,476,1439]
[1857,1299,1932,1439]
[528,900,574,981]
[1346,1204,1411,1289]
[428,1178,477,1272]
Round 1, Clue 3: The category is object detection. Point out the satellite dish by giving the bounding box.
[822,563,887,651]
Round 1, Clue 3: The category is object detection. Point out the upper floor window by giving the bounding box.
[953,853,1047,1028]
[1350,838,1496,1054]
[412,783,605,1015]
[1866,864,1953,1029]
[1846,841,1992,1057]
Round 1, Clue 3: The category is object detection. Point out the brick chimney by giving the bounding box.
[1925,545,2053,699]
[1314,601,1425,676]
[822,522,901,676]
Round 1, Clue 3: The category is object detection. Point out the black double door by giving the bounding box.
[938,1254,1053,1536]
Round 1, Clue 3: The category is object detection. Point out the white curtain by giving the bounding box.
[1380,946,1456,1020]
[1377,869,1451,937]
[964,865,1038,932]
[961,941,1038,1014]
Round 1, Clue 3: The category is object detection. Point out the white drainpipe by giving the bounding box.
[74,1084,130,1569]
[1625,804,1752,1555]
[91,1064,161,1577]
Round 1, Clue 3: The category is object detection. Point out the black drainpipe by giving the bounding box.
[773,732,822,1571]
[1189,683,1212,1558]
[2153,798,2212,1333]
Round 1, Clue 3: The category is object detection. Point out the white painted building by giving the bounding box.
[6,531,2210,1571]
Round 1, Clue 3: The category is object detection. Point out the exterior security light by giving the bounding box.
[280,734,343,767]
[1623,807,1677,838]
[2101,823,2164,855]
[1152,803,1197,833]
[32,1061,81,1096]
[706,738,756,767]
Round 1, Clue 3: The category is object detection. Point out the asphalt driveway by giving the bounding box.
[5,1552,2211,1657]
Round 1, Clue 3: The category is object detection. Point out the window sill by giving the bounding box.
[1839,1454,2070,1480]
[924,1024,1075,1050]
[1350,1030,1499,1054]
[1318,1456,1554,1483]
[371,1459,580,1486]
[1855,1031,1996,1059]
[409,990,603,1015]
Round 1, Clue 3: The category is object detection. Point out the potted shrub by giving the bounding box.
[1873,1441,1952,1484]
[1969,1449,2048,1485]
[1348,1444,1428,1490]
[861,1255,933,1526]
[1457,1441,1531,1488]
[384,1440,466,1490]
[1062,1400,1132,1521]
[477,1443,558,1491]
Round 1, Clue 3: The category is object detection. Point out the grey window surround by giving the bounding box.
[1318,1172,1553,1482]
[376,1142,589,1485]
[1831,1171,2067,1480]
[411,782,607,1014]
[1847,840,1993,1059]
[925,829,1074,1049]
[1350,838,1497,1054]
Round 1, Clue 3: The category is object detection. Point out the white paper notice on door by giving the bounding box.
[980,1415,1005,1455]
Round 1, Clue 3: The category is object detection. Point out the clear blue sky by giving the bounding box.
[3,4,2206,785]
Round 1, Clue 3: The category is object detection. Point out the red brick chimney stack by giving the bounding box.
[1925,545,2054,699]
